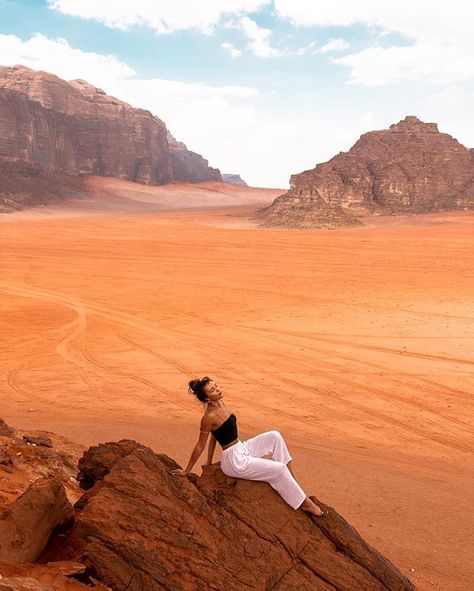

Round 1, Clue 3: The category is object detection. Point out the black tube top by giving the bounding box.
[211,413,238,447]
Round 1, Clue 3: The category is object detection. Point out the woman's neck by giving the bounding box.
[207,401,225,412]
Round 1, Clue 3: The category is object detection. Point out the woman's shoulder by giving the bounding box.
[201,406,232,431]
[200,410,218,431]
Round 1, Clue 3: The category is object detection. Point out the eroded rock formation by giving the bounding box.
[256,116,474,229]
[0,66,221,212]
[0,421,418,590]
[0,420,86,565]
[0,66,172,185]
[0,562,110,591]
[64,440,417,591]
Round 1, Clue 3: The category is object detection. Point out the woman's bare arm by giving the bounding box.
[171,414,213,476]
[204,433,217,465]
[172,430,210,475]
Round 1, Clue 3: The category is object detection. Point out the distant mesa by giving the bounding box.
[0,65,221,212]
[222,173,248,186]
[255,115,474,229]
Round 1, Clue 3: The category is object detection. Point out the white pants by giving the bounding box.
[220,430,307,510]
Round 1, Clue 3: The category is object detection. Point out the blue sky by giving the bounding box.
[1,1,474,187]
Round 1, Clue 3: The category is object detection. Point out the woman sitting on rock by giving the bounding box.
[172,376,324,517]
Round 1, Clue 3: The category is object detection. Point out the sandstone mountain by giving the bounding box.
[166,131,222,183]
[0,66,220,211]
[222,173,247,186]
[255,116,474,229]
[0,417,418,591]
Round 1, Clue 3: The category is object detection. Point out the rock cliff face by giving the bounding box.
[0,66,221,212]
[0,66,173,185]
[0,419,419,591]
[167,131,222,183]
[256,116,474,229]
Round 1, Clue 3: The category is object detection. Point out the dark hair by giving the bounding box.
[188,376,212,404]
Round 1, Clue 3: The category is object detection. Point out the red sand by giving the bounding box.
[1,178,473,590]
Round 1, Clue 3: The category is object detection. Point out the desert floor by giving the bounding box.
[1,178,473,591]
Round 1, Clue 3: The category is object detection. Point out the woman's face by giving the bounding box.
[203,380,223,403]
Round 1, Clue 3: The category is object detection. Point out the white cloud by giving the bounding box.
[237,17,281,58]
[275,1,474,86]
[48,0,271,34]
[334,42,474,86]
[221,42,242,58]
[0,33,134,83]
[47,0,474,88]
[319,38,349,53]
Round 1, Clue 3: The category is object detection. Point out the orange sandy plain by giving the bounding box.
[1,177,473,591]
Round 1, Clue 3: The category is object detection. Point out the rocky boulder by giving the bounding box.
[0,561,110,591]
[0,420,86,565]
[0,422,84,509]
[0,420,15,439]
[62,440,418,591]
[0,478,74,563]
[256,116,474,229]
[76,439,144,490]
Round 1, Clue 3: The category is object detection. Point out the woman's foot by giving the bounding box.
[300,497,324,516]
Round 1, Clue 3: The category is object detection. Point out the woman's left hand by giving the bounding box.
[171,468,189,477]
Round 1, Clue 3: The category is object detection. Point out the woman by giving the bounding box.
[172,376,324,517]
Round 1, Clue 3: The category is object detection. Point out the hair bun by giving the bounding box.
[187,376,212,404]
[188,379,200,393]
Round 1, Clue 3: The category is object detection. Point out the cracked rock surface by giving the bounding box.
[60,440,418,591]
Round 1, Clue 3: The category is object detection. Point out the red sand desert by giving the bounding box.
[1,178,473,591]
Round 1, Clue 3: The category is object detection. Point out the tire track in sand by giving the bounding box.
[166,319,474,454]
[0,282,195,412]
[2,281,472,477]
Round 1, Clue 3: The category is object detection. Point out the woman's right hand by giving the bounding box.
[171,468,189,477]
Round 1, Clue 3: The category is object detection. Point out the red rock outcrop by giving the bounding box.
[0,478,74,564]
[0,422,419,590]
[0,420,84,565]
[167,131,222,183]
[256,116,474,229]
[0,66,225,211]
[59,440,417,591]
[0,561,110,591]
[0,429,84,503]
[0,65,172,186]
